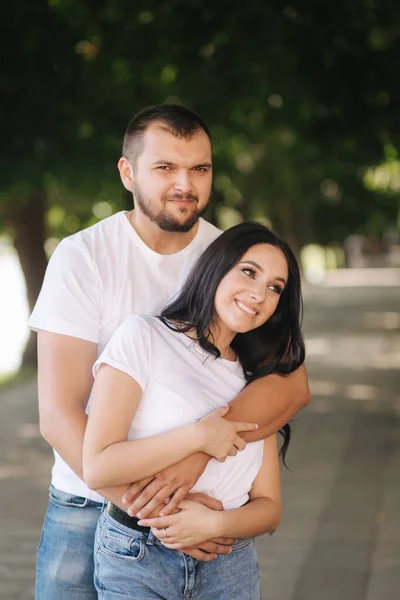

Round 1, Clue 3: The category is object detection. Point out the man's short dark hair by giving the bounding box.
[122,104,212,166]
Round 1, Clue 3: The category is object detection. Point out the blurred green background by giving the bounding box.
[1,5,400,599]
[1,0,399,371]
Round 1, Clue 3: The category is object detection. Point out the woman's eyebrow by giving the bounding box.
[239,260,287,285]
[239,260,263,271]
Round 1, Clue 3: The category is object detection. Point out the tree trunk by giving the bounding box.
[6,188,48,368]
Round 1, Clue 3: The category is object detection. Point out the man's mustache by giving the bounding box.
[164,194,198,202]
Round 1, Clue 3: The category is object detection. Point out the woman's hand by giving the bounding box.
[197,405,258,462]
[138,500,222,548]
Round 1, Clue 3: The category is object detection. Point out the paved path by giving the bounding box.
[0,281,399,599]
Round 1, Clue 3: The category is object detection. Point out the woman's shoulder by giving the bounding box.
[118,313,159,335]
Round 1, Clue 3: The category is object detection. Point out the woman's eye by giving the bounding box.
[268,284,283,295]
[242,268,256,278]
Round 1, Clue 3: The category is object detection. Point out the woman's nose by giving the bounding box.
[249,284,265,303]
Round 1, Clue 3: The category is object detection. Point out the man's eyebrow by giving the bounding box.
[151,160,212,168]
[194,162,212,169]
[239,260,287,285]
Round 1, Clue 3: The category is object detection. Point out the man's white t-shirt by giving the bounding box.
[29,211,221,501]
[92,315,264,509]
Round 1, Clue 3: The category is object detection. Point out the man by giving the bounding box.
[30,104,310,599]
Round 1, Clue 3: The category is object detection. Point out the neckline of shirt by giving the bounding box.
[120,211,205,259]
[151,316,242,372]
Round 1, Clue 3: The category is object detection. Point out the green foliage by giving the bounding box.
[1,0,399,244]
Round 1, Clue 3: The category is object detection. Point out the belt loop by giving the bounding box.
[146,530,155,546]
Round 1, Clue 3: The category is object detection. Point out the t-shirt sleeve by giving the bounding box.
[92,316,151,390]
[28,237,102,343]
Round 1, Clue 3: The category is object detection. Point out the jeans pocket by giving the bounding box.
[49,485,89,508]
[98,525,145,563]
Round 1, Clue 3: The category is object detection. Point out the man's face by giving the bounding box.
[131,123,212,232]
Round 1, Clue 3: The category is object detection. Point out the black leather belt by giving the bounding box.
[106,502,151,533]
[107,499,250,534]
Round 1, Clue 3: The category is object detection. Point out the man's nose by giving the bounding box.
[174,170,193,193]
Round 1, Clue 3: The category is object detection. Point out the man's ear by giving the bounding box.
[118,157,134,192]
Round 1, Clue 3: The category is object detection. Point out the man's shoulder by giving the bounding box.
[55,212,124,262]
[198,218,222,245]
[68,212,123,246]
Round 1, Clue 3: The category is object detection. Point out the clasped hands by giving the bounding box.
[120,453,235,562]
[119,407,258,560]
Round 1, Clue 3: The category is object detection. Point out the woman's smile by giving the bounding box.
[234,299,259,318]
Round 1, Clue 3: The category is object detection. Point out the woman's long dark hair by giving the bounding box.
[160,222,305,463]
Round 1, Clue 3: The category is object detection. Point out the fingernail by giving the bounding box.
[136,512,143,519]
[159,512,165,517]
[137,520,143,525]
[164,498,170,504]
[127,509,134,517]
[121,496,128,504]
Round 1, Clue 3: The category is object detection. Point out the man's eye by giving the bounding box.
[157,166,171,170]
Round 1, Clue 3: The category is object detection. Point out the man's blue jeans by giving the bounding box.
[94,509,260,599]
[36,485,102,599]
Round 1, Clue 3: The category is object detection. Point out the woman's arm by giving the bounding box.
[83,363,257,490]
[122,365,309,519]
[137,435,281,547]
[211,434,282,538]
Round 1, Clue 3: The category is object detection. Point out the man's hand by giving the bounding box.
[180,537,235,562]
[121,452,210,518]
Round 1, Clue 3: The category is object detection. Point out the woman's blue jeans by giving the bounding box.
[95,509,261,599]
[36,485,102,599]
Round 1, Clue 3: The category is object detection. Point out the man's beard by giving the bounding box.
[133,183,210,233]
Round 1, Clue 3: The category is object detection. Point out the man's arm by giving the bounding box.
[37,331,95,478]
[124,364,311,517]
[37,330,138,507]
[225,364,311,442]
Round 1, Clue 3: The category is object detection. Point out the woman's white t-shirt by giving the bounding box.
[92,314,264,510]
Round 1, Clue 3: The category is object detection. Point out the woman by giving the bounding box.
[83,222,305,599]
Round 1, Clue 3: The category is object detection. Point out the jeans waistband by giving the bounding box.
[106,502,151,534]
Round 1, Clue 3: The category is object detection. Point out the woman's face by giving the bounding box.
[214,243,289,336]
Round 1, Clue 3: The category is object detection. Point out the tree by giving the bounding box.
[1,0,399,366]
